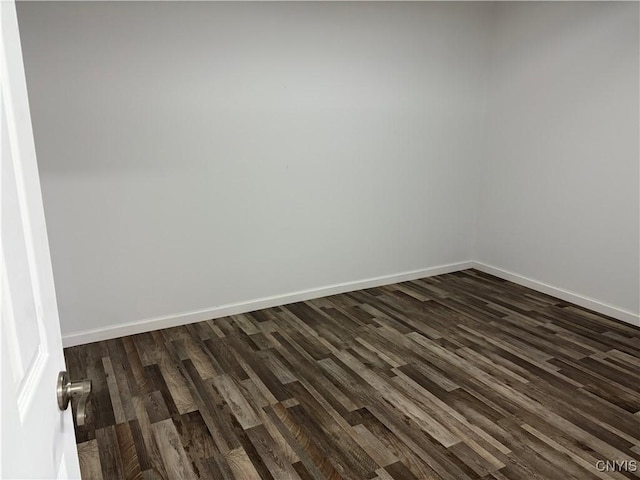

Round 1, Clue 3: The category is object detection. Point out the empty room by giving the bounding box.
[1,1,639,479]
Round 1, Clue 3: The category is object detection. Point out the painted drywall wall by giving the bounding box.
[476,2,640,318]
[17,2,490,338]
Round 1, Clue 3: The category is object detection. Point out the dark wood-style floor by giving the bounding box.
[65,269,640,480]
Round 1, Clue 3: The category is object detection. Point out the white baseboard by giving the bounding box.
[62,259,639,347]
[62,260,473,347]
[472,261,640,328]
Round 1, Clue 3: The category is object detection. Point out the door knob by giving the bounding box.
[57,371,92,427]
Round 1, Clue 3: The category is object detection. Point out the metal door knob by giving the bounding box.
[57,371,92,426]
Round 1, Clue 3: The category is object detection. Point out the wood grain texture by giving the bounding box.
[66,269,640,479]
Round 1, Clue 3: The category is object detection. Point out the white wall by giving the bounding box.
[17,2,490,340]
[476,2,640,321]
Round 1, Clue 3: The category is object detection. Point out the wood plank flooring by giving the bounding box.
[64,269,640,480]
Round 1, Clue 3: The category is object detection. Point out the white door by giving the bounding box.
[0,1,82,478]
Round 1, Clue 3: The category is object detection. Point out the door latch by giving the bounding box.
[57,371,92,427]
